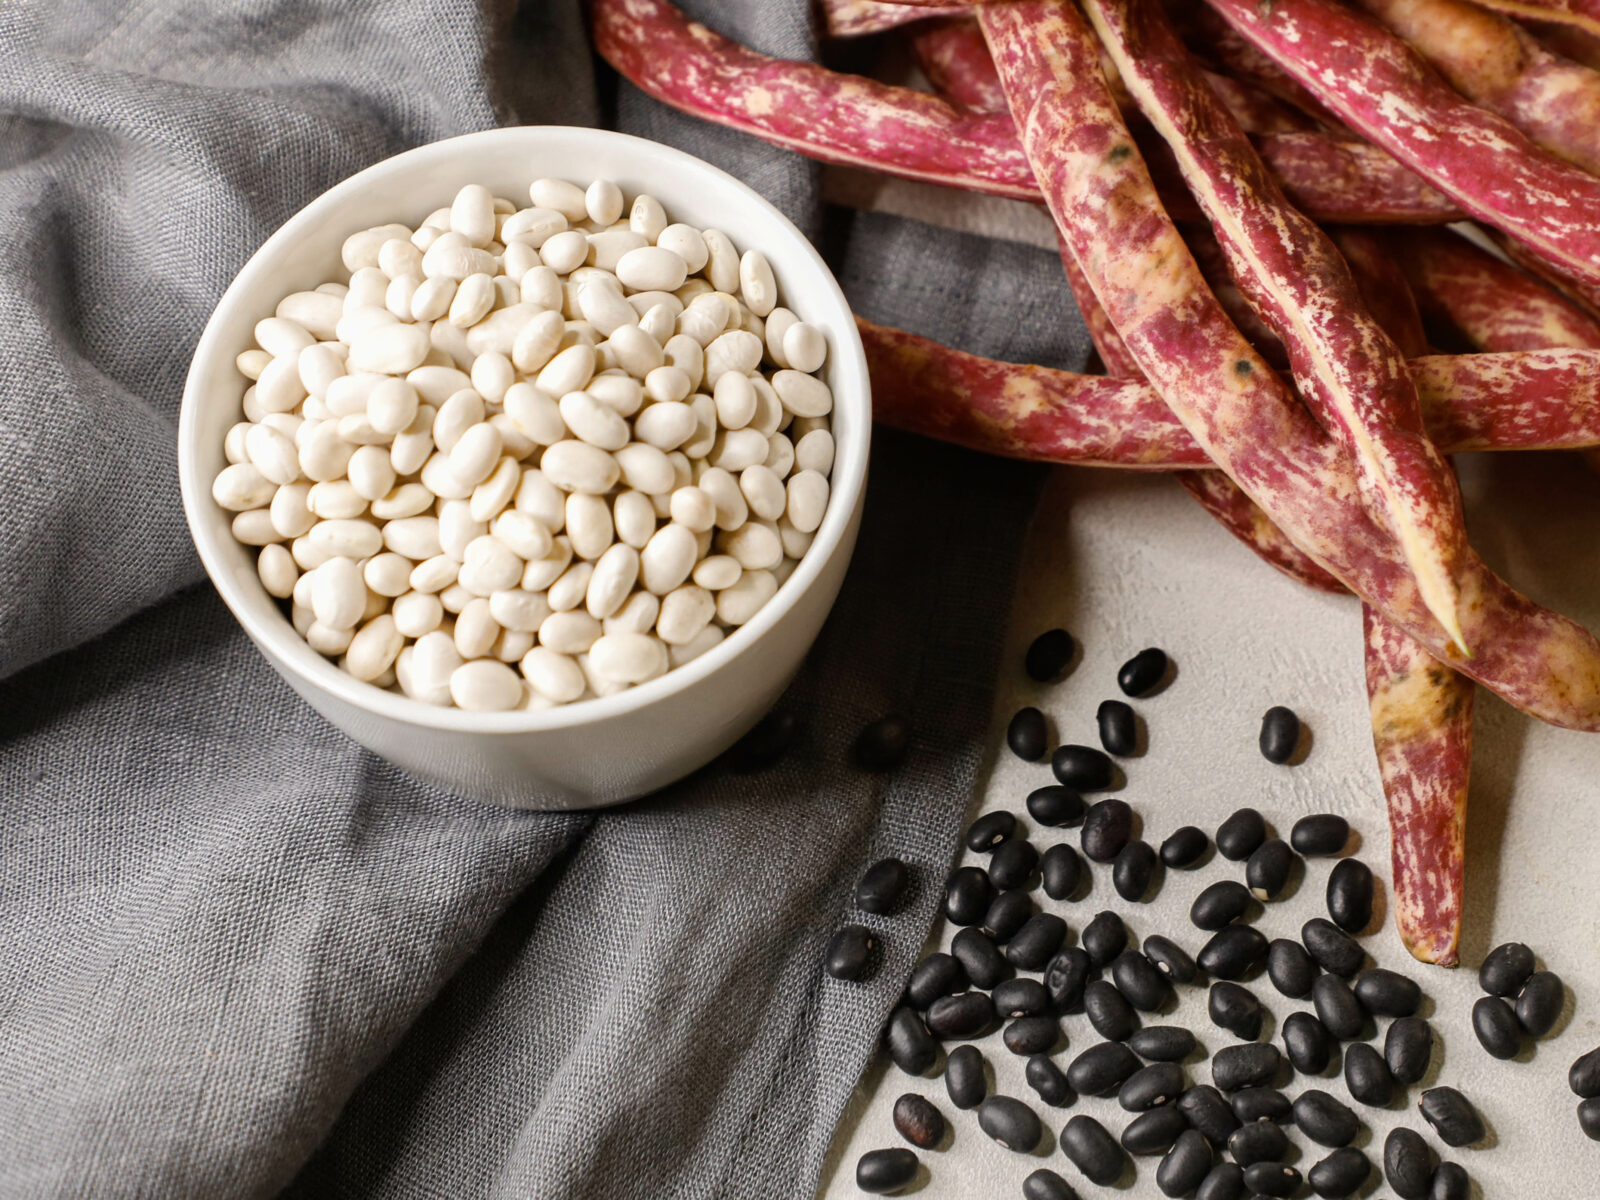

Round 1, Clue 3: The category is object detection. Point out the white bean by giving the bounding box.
[489,588,552,633]
[245,422,301,486]
[588,632,669,685]
[241,386,265,423]
[410,554,459,594]
[491,509,555,562]
[586,179,625,226]
[470,457,520,523]
[738,249,777,317]
[306,480,365,520]
[312,556,367,629]
[213,462,275,511]
[406,366,472,407]
[677,294,728,347]
[615,245,688,293]
[390,407,436,477]
[432,389,485,453]
[604,590,661,636]
[632,401,695,451]
[539,439,619,494]
[682,394,718,460]
[384,273,421,320]
[341,223,411,272]
[703,229,740,293]
[605,324,664,378]
[663,334,704,388]
[503,207,568,248]
[439,500,488,563]
[559,390,631,451]
[630,194,668,242]
[495,628,536,664]
[793,428,834,475]
[422,232,496,281]
[762,307,797,368]
[669,485,717,533]
[503,240,541,283]
[585,543,641,619]
[269,482,315,539]
[378,237,423,280]
[361,376,417,436]
[306,620,355,655]
[514,470,566,530]
[522,535,573,592]
[361,552,410,598]
[344,444,393,501]
[539,229,589,274]
[638,302,677,346]
[230,509,279,546]
[224,421,253,465]
[449,659,522,711]
[290,535,332,571]
[786,469,830,533]
[705,330,763,386]
[253,354,307,415]
[711,427,769,474]
[343,614,402,682]
[530,177,588,220]
[547,561,594,613]
[656,584,715,645]
[347,323,429,375]
[257,542,298,598]
[450,183,496,246]
[536,343,596,397]
[406,631,463,703]
[609,442,672,494]
[448,422,503,487]
[578,280,639,336]
[657,223,709,273]
[410,276,455,322]
[719,520,783,571]
[565,492,615,561]
[713,371,757,430]
[393,590,444,638]
[520,265,563,311]
[778,514,814,559]
[639,523,698,595]
[772,368,833,418]
[462,534,523,593]
[309,519,382,560]
[420,453,473,502]
[276,290,343,340]
[587,229,649,272]
[696,467,748,531]
[669,623,725,668]
[613,490,658,549]
[739,464,787,522]
[716,568,778,626]
[539,609,602,655]
[454,597,501,659]
[782,320,825,372]
[520,646,586,703]
[691,553,741,591]
[368,483,429,522]
[584,373,643,418]
[764,432,795,480]
[644,365,690,405]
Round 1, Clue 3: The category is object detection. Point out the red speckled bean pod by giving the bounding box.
[1251,132,1463,226]
[1178,471,1345,592]
[910,19,1010,111]
[1365,604,1474,966]
[1471,0,1600,37]
[1330,228,1431,359]
[1172,1,1348,128]
[822,0,967,38]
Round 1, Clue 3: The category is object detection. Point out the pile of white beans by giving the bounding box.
[212,177,835,712]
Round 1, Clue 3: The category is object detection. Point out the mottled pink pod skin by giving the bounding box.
[1470,0,1600,37]
[1365,604,1474,966]
[1330,229,1431,359]
[1201,71,1316,134]
[978,0,1600,729]
[1252,133,1463,226]
[911,19,1010,111]
[1175,1,1350,127]
[822,0,967,38]
[1185,226,1289,368]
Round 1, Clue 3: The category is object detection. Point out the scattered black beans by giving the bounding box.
[1228,1119,1290,1166]
[1097,698,1138,756]
[1282,1011,1334,1075]
[892,1093,946,1149]
[1045,947,1093,1013]
[1267,938,1319,999]
[1232,1087,1292,1125]
[885,1006,937,1076]
[1307,1146,1372,1199]
[1302,918,1365,977]
[1129,1026,1198,1062]
[926,992,996,1040]
[1084,979,1140,1042]
[993,978,1051,1019]
[1383,1127,1435,1199]
[1258,706,1301,765]
[854,714,911,771]
[1144,935,1199,984]
[1039,843,1085,901]
[1326,858,1375,933]
[1344,1042,1395,1107]
[1354,967,1422,1018]
[989,838,1040,891]
[1005,913,1068,970]
[1471,995,1521,1060]
[1080,798,1135,862]
[983,889,1036,942]
[1027,784,1086,827]
[728,710,797,771]
[1196,1161,1246,1200]
[1312,974,1366,1041]
[978,1095,1043,1153]
[944,866,995,926]
[1113,950,1174,1012]
[1061,1113,1127,1185]
[1385,1016,1434,1085]
[855,857,910,915]
[1212,1042,1282,1092]
[1418,1086,1485,1147]
[1571,1046,1600,1097]
[1118,647,1169,697]
[1209,981,1264,1041]
[1216,808,1268,861]
[1430,1161,1470,1200]
[1161,825,1210,868]
[1180,1084,1243,1144]
[1122,1105,1190,1155]
[1025,627,1074,682]
[1243,1162,1301,1198]
[1579,1097,1600,1141]
[1112,839,1158,902]
[1192,880,1255,931]
[1290,813,1351,857]
[855,1147,919,1194]
[1052,744,1115,791]
[1515,969,1564,1036]
[1478,940,1536,997]
[905,952,967,1010]
[1025,1054,1075,1108]
[1293,1089,1361,1148]
[951,927,1011,991]
[1158,1129,1214,1198]
[1246,838,1295,901]
[1082,909,1130,966]
[825,925,876,981]
[1022,1168,1078,1200]
[945,1043,987,1109]
[1120,1062,1186,1111]
[1197,924,1270,980]
[966,810,1017,852]
[1068,1040,1143,1097]
[1008,706,1050,762]
[1004,1015,1061,1056]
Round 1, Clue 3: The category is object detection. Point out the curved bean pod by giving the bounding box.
[1470,0,1600,37]
[823,0,967,38]
[910,19,1010,111]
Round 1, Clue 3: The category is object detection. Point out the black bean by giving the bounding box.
[1083,909,1130,966]
[1081,798,1135,862]
[1045,947,1093,1013]
[1344,1042,1394,1107]
[944,866,995,926]
[990,838,1040,891]
[1084,979,1140,1042]
[1580,1097,1600,1141]
[1228,1119,1289,1166]
[1515,969,1564,1036]
[1246,838,1295,902]
[1007,913,1068,971]
[1161,825,1211,868]
[1113,840,1159,902]
[1196,1162,1246,1200]
[1120,1062,1186,1111]
[1429,1162,1470,1200]
[1068,1041,1143,1097]
[1210,981,1264,1041]
[1026,1054,1076,1108]
[1129,1026,1198,1062]
[1266,938,1319,999]
[926,992,997,1040]
[1307,1146,1372,1199]
[1212,1043,1282,1092]
[966,810,1018,851]
[854,713,911,771]
[1122,1105,1190,1155]
[1041,843,1085,901]
[825,925,876,981]
[951,927,1011,990]
[1312,974,1365,1041]
[1282,1011,1334,1075]
[1192,880,1255,930]
[945,1044,987,1109]
[1053,744,1115,791]
[893,1093,946,1149]
[1290,813,1350,857]
[1062,1113,1127,1185]
[1354,968,1422,1018]
[1385,1016,1433,1085]
[994,978,1051,1018]
[1243,1162,1301,1198]
[1571,1046,1600,1097]
[1022,1168,1079,1200]
[1005,1016,1062,1056]
[1008,706,1049,761]
[1158,1129,1214,1198]
[1302,918,1364,977]
[1233,1087,1291,1126]
[1197,925,1270,981]
[1113,951,1174,1013]
[885,1007,936,1075]
[856,1147,919,1194]
[984,889,1036,942]
[1418,1086,1485,1147]
[1471,995,1521,1060]
[1383,1128,1434,1199]
[978,1095,1043,1153]
[1478,940,1536,997]
[1028,784,1087,827]
[855,857,910,915]
[1097,699,1139,756]
[1216,808,1268,861]
[1144,935,1199,985]
[728,710,797,771]
[1293,1089,1360,1147]
[1258,706,1300,765]
[1118,647,1169,696]
[1180,1084,1243,1144]
[906,953,968,1010]
[1326,859,1374,933]
[1026,627,1075,682]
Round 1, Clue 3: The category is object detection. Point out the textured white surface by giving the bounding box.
[821,452,1600,1197]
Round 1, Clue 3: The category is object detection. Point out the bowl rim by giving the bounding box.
[178,125,869,734]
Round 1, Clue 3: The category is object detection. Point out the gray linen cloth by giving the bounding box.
[0,1,1090,1195]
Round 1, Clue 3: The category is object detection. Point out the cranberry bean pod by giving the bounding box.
[821,0,968,38]
[1470,0,1600,37]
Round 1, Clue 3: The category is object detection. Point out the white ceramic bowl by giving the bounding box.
[179,127,868,809]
